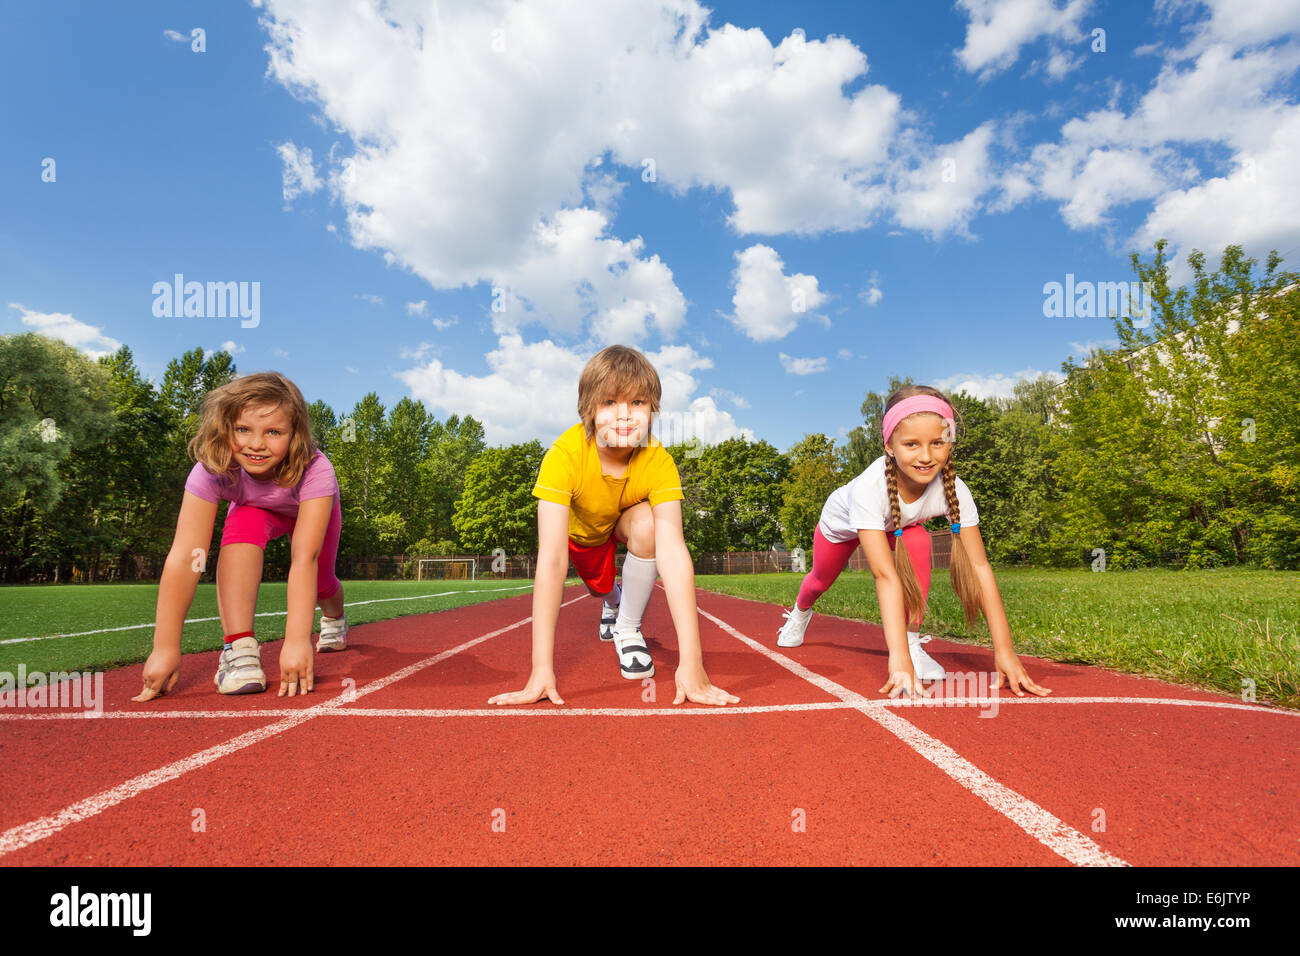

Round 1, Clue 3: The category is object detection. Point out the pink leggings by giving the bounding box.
[796,524,931,624]
[220,497,342,601]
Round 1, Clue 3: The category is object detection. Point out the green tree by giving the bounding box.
[778,433,844,551]
[384,398,435,551]
[0,334,116,579]
[452,441,545,554]
[677,437,789,552]
[1050,241,1300,568]
[843,375,913,475]
[420,413,486,547]
[330,393,394,557]
[308,400,337,458]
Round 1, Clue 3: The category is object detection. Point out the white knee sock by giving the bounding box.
[603,581,622,608]
[614,553,657,634]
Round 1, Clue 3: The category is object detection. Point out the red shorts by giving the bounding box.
[568,536,617,594]
[220,498,342,601]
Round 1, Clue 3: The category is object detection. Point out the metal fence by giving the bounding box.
[337,531,956,581]
[694,530,953,574]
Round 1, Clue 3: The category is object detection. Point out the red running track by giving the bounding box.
[1,587,1296,866]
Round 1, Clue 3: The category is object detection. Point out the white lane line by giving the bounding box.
[1,702,854,719]
[0,584,535,645]
[2,696,1294,721]
[697,605,1131,867]
[0,595,581,859]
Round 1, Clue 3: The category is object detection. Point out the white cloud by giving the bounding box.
[892,123,997,237]
[778,352,828,375]
[399,341,440,361]
[431,317,457,331]
[272,348,291,358]
[1130,105,1300,282]
[275,142,322,203]
[1160,0,1300,58]
[708,387,750,408]
[8,303,121,359]
[1067,338,1120,357]
[491,208,686,344]
[934,368,1064,401]
[837,348,853,359]
[729,244,827,342]
[396,334,748,446]
[954,0,1093,80]
[356,293,383,305]
[221,340,245,355]
[257,0,1001,341]
[163,29,187,43]
[858,279,883,307]
[657,395,755,447]
[405,300,427,316]
[1004,32,1300,251]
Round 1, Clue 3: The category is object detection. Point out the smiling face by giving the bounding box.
[885,413,952,492]
[593,393,652,450]
[229,403,293,479]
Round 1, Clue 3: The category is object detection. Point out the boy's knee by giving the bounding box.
[627,509,656,558]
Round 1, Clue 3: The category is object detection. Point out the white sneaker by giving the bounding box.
[777,605,813,647]
[612,628,654,680]
[908,633,946,681]
[316,612,349,652]
[599,602,618,642]
[214,637,266,695]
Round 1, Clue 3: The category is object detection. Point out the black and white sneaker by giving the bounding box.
[612,628,654,680]
[599,602,618,642]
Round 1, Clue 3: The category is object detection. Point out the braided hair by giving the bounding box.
[882,385,983,630]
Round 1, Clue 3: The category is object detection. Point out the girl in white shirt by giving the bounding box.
[777,385,1050,700]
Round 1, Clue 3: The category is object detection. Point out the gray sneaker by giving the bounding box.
[599,602,618,642]
[316,612,349,652]
[214,636,266,695]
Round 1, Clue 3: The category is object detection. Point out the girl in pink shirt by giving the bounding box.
[134,372,347,701]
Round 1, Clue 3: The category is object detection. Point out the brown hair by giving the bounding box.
[576,345,663,441]
[187,372,317,488]
[882,384,983,630]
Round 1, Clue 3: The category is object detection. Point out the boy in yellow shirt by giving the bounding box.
[488,345,738,706]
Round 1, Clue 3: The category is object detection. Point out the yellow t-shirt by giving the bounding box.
[532,423,685,546]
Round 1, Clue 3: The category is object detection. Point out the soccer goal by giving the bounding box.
[417,558,477,581]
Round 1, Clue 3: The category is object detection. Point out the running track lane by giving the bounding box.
[0,587,1295,865]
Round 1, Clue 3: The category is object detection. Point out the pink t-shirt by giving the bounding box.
[184,451,338,516]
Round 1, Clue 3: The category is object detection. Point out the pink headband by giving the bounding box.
[882,396,955,443]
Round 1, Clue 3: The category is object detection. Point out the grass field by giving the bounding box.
[0,578,538,676]
[696,568,1300,708]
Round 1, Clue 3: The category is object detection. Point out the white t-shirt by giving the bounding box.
[819,456,979,543]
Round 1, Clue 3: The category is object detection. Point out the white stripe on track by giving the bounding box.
[0,595,582,859]
[0,584,535,645]
[697,606,1131,867]
[1,696,1294,721]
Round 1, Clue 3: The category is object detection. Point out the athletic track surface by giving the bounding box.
[1,586,1296,866]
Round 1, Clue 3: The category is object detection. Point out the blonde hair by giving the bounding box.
[576,345,663,441]
[187,372,317,488]
[882,384,983,630]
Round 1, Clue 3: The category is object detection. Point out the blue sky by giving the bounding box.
[3,0,1298,451]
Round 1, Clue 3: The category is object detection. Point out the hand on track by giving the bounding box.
[133,648,181,702]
